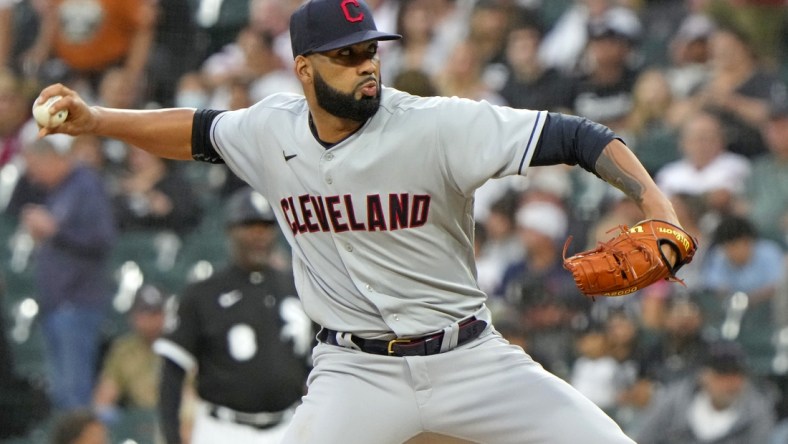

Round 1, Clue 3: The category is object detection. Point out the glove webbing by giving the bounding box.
[618,224,688,286]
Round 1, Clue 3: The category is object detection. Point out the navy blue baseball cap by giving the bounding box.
[131,284,167,312]
[704,341,748,374]
[225,187,277,227]
[290,0,401,58]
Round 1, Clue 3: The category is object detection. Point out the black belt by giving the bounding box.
[207,404,287,430]
[317,317,487,357]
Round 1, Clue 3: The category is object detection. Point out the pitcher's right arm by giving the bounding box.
[36,83,196,160]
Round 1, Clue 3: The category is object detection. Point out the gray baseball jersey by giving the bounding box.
[201,87,635,443]
[208,87,544,338]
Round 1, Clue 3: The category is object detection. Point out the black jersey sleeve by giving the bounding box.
[191,109,227,164]
[530,112,620,176]
[159,358,186,444]
[160,290,201,362]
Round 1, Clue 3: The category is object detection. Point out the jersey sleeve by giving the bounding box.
[205,109,259,186]
[434,97,546,195]
[153,291,201,372]
[205,95,304,187]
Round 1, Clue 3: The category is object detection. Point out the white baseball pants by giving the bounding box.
[191,403,292,444]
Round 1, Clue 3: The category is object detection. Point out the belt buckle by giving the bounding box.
[387,338,412,355]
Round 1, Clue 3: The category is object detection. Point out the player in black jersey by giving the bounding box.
[153,187,313,444]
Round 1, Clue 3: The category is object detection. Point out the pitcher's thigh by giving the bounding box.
[281,344,423,444]
[424,335,635,444]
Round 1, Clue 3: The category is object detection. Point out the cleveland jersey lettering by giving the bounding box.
[280,192,431,235]
[210,88,546,336]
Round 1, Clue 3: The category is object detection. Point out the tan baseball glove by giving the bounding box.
[562,219,698,297]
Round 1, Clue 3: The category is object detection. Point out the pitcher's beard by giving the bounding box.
[314,71,380,122]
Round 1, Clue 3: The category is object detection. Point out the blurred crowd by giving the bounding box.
[0,0,787,443]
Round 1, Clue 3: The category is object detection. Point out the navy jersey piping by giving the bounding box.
[518,110,543,175]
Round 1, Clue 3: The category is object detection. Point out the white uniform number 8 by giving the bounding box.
[227,324,257,361]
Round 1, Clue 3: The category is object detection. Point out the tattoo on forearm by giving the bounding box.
[595,152,645,204]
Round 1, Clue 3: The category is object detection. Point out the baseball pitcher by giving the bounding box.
[33,1,695,442]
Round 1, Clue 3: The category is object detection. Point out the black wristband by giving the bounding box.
[191,109,226,164]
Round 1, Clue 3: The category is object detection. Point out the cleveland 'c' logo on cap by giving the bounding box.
[341,0,364,23]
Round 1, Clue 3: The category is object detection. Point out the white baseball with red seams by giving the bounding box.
[33,95,69,128]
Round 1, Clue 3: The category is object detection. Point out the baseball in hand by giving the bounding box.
[32,95,69,128]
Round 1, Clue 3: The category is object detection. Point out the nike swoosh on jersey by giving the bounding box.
[218,290,243,308]
[283,151,297,161]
